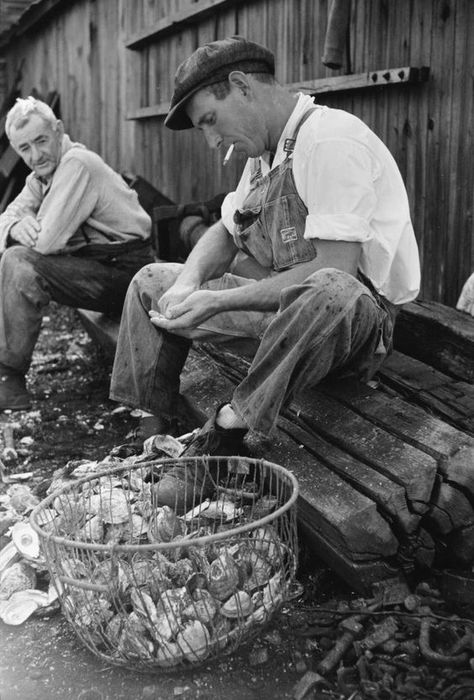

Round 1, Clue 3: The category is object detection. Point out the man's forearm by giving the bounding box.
[212,239,362,313]
[176,220,238,287]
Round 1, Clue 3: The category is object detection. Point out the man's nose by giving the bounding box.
[30,144,41,161]
[204,131,222,150]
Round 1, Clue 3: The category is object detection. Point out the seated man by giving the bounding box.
[0,97,153,410]
[110,36,421,511]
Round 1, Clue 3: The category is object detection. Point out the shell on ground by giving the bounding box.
[0,589,48,625]
[0,561,36,600]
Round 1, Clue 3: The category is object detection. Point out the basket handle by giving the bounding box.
[59,575,108,593]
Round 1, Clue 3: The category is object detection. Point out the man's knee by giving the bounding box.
[282,267,364,310]
[0,246,41,282]
[129,261,183,299]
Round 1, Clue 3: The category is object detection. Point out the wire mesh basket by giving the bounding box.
[29,456,299,671]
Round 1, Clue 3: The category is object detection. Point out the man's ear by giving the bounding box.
[228,71,252,97]
[55,119,65,137]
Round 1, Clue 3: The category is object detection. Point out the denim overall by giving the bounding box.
[111,110,397,436]
[233,110,318,272]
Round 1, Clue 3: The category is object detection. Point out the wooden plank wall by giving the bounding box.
[2,0,135,171]
[1,0,474,305]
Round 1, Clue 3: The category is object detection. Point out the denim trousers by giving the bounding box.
[0,243,153,375]
[110,262,396,437]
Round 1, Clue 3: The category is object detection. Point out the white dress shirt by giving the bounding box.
[221,94,420,305]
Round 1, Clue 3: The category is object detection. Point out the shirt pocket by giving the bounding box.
[263,194,318,271]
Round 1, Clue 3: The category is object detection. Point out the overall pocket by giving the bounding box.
[234,206,274,269]
[263,195,318,270]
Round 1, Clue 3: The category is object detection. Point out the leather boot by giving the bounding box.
[0,368,32,411]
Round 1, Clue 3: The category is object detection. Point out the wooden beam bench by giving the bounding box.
[77,300,474,594]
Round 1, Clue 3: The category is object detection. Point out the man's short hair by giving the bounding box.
[6,97,58,140]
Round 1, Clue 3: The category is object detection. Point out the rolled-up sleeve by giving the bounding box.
[299,139,378,243]
[0,176,42,253]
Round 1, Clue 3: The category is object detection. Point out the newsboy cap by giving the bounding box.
[165,36,275,130]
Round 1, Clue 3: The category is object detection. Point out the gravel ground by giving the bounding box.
[1,305,474,700]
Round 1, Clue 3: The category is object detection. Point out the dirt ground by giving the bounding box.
[1,305,474,700]
[0,305,341,700]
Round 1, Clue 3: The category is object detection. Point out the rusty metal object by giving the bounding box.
[2,423,17,462]
[419,618,470,668]
[353,616,399,655]
[316,614,365,675]
[292,670,329,700]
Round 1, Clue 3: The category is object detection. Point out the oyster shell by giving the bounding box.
[182,589,218,625]
[220,590,253,619]
[251,525,283,567]
[131,588,158,623]
[155,640,182,667]
[167,558,194,587]
[262,572,284,610]
[91,558,131,596]
[0,541,20,574]
[159,586,191,617]
[176,620,211,662]
[148,567,174,601]
[104,613,127,647]
[54,496,87,534]
[61,557,89,580]
[211,615,232,651]
[117,611,154,659]
[201,496,243,522]
[154,611,181,643]
[63,590,113,628]
[10,522,41,559]
[147,506,186,543]
[129,558,151,588]
[92,488,130,524]
[207,550,240,601]
[237,546,273,591]
[251,496,279,518]
[7,484,39,514]
[0,588,50,625]
[0,561,36,600]
[76,514,104,543]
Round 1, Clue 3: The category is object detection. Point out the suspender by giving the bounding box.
[250,106,319,180]
[283,107,319,156]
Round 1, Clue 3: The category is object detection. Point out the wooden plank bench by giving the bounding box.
[77,300,474,594]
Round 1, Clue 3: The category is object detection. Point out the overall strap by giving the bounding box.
[283,106,319,158]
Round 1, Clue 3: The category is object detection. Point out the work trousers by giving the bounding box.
[0,243,153,375]
[110,262,396,437]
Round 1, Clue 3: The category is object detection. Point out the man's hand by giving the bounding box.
[150,289,218,336]
[156,283,197,317]
[9,216,41,247]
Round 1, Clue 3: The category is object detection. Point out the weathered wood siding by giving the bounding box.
[1,0,473,305]
[2,0,136,171]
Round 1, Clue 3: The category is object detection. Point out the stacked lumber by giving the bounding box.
[195,343,474,593]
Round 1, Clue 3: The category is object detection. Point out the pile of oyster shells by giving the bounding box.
[34,457,294,667]
[0,485,59,625]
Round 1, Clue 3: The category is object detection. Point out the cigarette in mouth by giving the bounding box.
[222,143,234,166]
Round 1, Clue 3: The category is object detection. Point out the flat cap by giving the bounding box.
[165,36,275,130]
